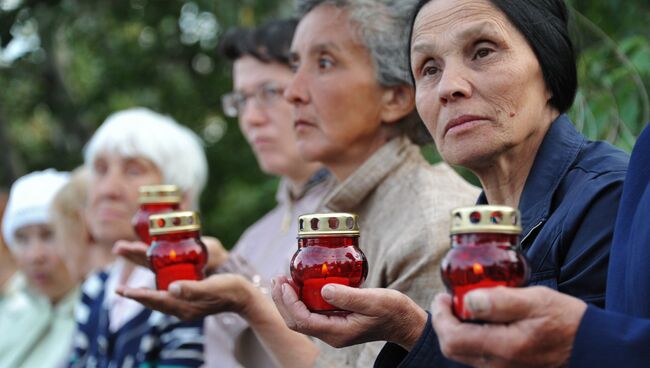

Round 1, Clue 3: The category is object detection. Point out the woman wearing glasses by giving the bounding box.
[120,1,478,366]
[116,19,334,367]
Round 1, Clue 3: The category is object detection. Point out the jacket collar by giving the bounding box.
[477,114,585,239]
[275,167,331,205]
[325,136,414,212]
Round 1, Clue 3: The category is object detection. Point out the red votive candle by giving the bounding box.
[441,206,530,321]
[147,211,207,291]
[290,213,368,315]
[132,184,181,245]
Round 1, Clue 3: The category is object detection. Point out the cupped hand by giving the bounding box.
[432,286,587,368]
[270,275,428,349]
[113,236,229,272]
[116,273,255,320]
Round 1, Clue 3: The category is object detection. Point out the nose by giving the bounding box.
[284,66,309,106]
[437,63,472,106]
[23,239,49,265]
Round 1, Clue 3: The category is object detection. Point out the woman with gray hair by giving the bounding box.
[117,1,478,367]
[271,0,478,366]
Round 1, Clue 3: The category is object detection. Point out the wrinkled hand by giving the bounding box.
[116,273,254,320]
[271,275,427,349]
[432,286,587,368]
[113,236,229,271]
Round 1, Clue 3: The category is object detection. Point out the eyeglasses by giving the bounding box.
[221,83,286,118]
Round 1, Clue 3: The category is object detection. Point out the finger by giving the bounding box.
[463,286,541,322]
[117,287,186,316]
[321,284,401,316]
[431,293,490,366]
[271,277,298,326]
[168,277,220,300]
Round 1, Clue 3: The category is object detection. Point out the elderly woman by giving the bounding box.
[68,108,208,367]
[119,1,478,366]
[273,0,630,366]
[0,170,78,368]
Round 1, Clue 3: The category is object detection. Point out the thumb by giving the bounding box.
[168,280,204,300]
[463,286,538,322]
[321,284,385,315]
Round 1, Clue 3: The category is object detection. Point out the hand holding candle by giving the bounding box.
[290,213,368,314]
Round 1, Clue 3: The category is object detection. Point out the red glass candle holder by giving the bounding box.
[441,206,529,321]
[290,213,368,315]
[132,185,181,245]
[147,211,207,291]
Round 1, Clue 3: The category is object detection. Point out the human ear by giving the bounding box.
[380,85,416,124]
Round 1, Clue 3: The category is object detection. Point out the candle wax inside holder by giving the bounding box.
[441,233,529,321]
[148,231,207,291]
[291,236,368,315]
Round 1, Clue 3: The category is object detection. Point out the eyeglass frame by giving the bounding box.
[221,82,287,118]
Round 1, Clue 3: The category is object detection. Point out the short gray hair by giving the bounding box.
[296,0,418,87]
[84,108,208,209]
[295,0,432,144]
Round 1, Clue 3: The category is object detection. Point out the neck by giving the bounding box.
[472,118,554,208]
[325,131,393,182]
[284,163,323,197]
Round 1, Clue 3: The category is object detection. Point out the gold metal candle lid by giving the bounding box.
[138,184,182,204]
[298,212,360,237]
[149,211,201,235]
[451,205,522,235]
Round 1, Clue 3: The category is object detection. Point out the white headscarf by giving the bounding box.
[2,169,70,252]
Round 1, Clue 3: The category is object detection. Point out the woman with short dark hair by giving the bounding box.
[272,1,630,366]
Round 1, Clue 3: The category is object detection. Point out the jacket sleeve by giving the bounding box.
[570,305,650,367]
[374,312,470,368]
[556,171,625,306]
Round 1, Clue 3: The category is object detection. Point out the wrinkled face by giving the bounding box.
[285,4,386,163]
[13,223,75,302]
[233,56,307,176]
[410,0,554,168]
[87,153,162,245]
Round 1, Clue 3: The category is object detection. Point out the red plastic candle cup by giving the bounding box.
[441,206,530,321]
[290,213,368,315]
[147,211,207,291]
[132,184,181,245]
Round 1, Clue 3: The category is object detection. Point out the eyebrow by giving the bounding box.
[412,21,503,56]
[290,42,342,60]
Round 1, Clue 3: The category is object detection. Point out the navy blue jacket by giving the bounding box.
[570,123,650,367]
[375,115,629,367]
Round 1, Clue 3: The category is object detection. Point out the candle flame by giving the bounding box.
[472,263,484,275]
[170,249,177,260]
[321,263,329,277]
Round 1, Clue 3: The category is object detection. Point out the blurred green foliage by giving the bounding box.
[0,0,648,247]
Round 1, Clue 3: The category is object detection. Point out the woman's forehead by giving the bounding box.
[413,0,504,39]
[292,5,363,55]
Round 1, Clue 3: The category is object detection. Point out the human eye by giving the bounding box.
[472,41,496,60]
[125,161,146,176]
[317,54,334,70]
[93,159,108,176]
[289,54,300,73]
[420,60,440,78]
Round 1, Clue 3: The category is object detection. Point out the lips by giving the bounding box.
[294,118,317,133]
[444,115,489,136]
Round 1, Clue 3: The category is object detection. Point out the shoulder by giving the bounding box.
[572,139,629,177]
[378,159,479,220]
[232,204,285,248]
